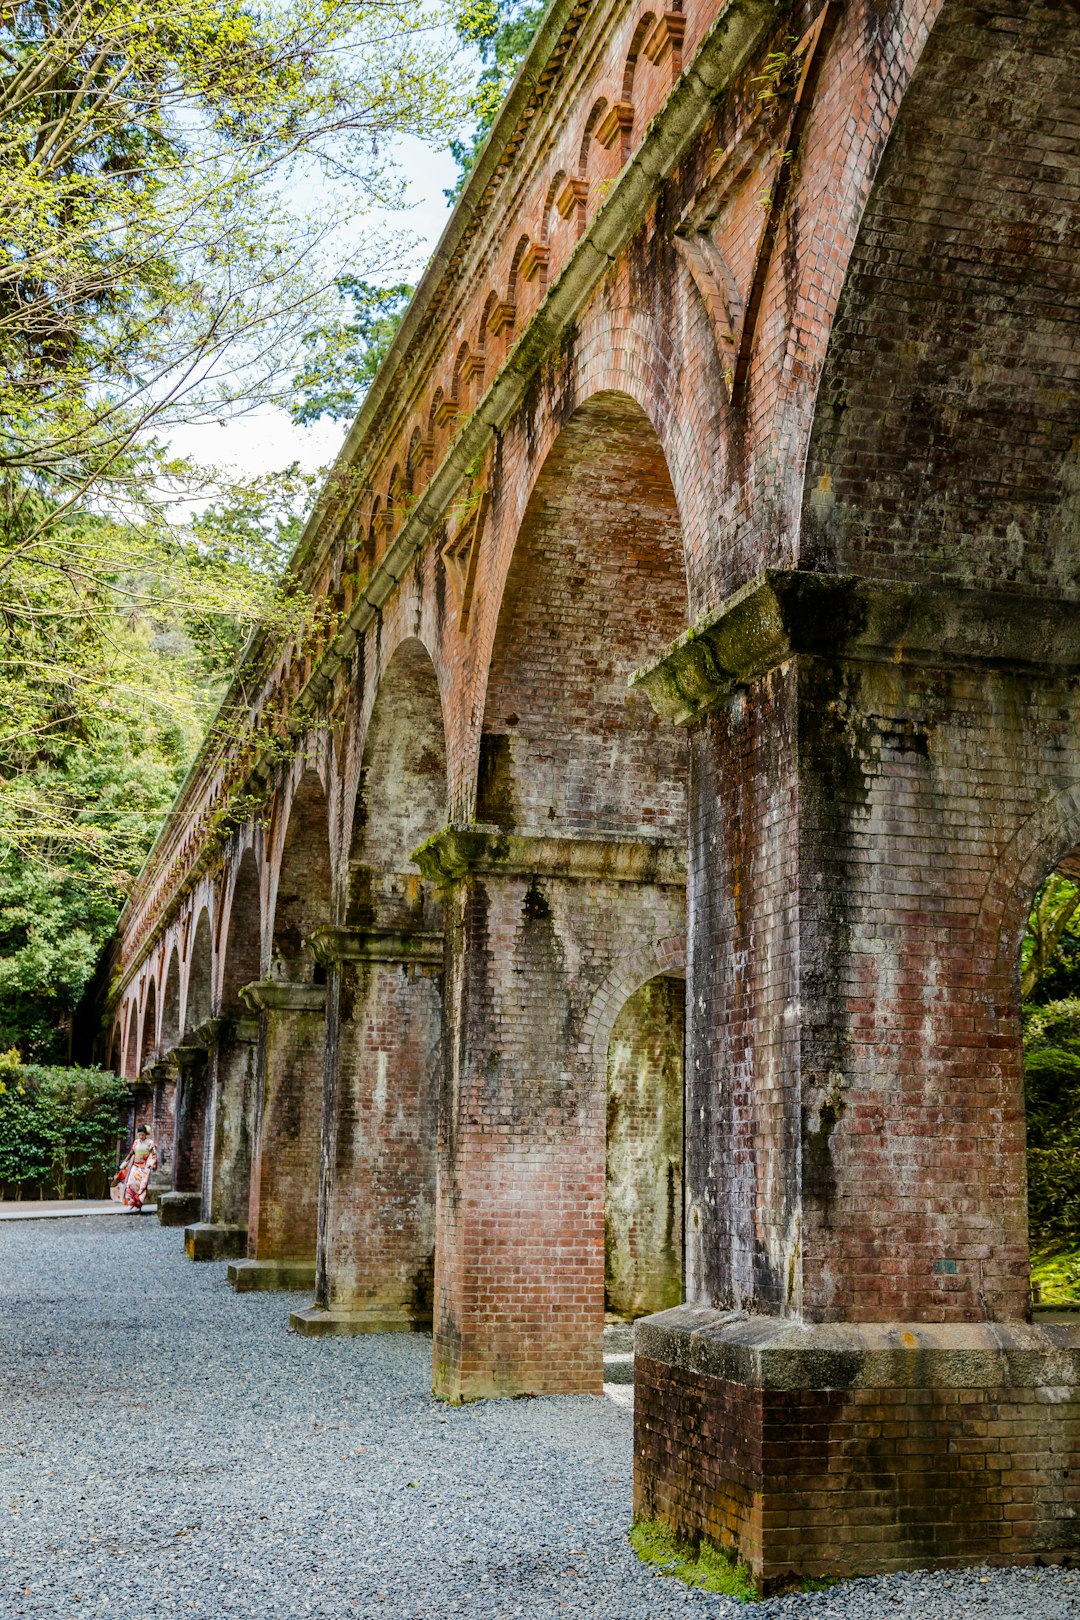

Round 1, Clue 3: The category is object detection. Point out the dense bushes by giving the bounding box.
[0,1054,129,1199]
[1023,999,1080,1245]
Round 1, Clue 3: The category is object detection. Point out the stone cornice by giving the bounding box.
[239,981,326,1015]
[306,927,444,967]
[633,571,1080,724]
[412,825,686,887]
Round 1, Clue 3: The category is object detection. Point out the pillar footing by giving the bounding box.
[157,1191,201,1227]
[633,1305,1080,1587]
[227,1258,316,1292]
[289,1305,432,1336]
[184,1221,247,1261]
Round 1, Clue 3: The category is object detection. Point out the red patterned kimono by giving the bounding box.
[112,1136,158,1210]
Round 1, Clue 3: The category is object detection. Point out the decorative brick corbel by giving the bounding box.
[519,240,550,286]
[596,100,634,161]
[644,10,687,76]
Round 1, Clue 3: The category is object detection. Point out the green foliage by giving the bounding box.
[0,1060,129,1198]
[1031,1243,1080,1306]
[1020,874,1080,1002]
[448,0,545,197]
[628,1520,757,1600]
[1022,998,1080,1247]
[287,280,414,425]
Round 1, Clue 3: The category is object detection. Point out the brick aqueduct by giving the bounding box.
[100,0,1080,1584]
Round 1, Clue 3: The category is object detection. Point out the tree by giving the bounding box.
[1021,873,1080,1003]
[449,0,544,197]
[287,279,414,425]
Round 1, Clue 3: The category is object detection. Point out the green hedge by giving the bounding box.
[1023,1000,1080,1245]
[0,1053,130,1199]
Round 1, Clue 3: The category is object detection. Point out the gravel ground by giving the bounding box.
[0,1219,1077,1620]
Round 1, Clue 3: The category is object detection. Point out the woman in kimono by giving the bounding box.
[112,1124,158,1211]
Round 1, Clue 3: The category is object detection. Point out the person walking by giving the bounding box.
[112,1125,158,1212]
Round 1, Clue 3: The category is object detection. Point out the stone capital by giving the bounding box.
[306,926,443,968]
[192,1016,225,1049]
[632,569,1080,724]
[239,980,326,1014]
[412,825,685,887]
[170,1042,209,1072]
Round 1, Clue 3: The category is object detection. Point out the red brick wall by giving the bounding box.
[248,1006,324,1261]
[635,1339,1080,1585]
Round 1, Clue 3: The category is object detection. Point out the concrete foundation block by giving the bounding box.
[289,1305,431,1336]
[633,1305,1080,1589]
[184,1222,247,1261]
[157,1191,202,1227]
[227,1258,316,1292]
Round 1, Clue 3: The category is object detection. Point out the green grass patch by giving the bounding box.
[1031,1241,1080,1304]
[629,1519,757,1600]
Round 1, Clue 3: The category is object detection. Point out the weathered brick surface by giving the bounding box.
[97,0,1080,1579]
[634,1330,1080,1583]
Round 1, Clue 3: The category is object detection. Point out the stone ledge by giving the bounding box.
[635,1303,1080,1391]
[412,824,685,887]
[157,1191,202,1228]
[239,981,326,1015]
[306,927,443,968]
[632,570,1080,724]
[184,1221,247,1261]
[227,1258,316,1293]
[289,1305,432,1336]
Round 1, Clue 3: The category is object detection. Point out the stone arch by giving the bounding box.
[220,845,264,1010]
[346,638,448,929]
[139,977,157,1072]
[405,427,424,494]
[321,637,449,1324]
[159,948,181,1053]
[185,907,213,1035]
[270,767,333,981]
[975,785,1080,994]
[109,1017,123,1073]
[476,389,689,837]
[800,0,1080,591]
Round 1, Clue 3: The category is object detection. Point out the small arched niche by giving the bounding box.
[605,973,685,1319]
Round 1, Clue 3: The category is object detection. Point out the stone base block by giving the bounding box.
[289,1305,432,1337]
[227,1258,316,1292]
[157,1191,202,1227]
[634,1305,1080,1590]
[184,1222,247,1261]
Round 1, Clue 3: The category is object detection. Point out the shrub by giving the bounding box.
[1022,999,1080,1245]
[0,1058,129,1199]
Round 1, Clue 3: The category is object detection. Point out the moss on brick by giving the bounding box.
[629,1519,757,1600]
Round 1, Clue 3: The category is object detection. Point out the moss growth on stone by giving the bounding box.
[628,1519,757,1600]
[1031,1242,1080,1304]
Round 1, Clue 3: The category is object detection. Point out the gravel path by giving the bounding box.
[0,1219,1076,1620]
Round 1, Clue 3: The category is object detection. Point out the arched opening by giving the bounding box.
[1016,854,1080,1311]
[802,0,1080,589]
[202,847,264,1244]
[243,771,332,1277]
[314,642,448,1328]
[185,910,213,1036]
[138,979,157,1073]
[175,908,213,1198]
[435,389,689,1399]
[159,951,180,1053]
[479,391,687,837]
[271,771,332,982]
[605,974,685,1320]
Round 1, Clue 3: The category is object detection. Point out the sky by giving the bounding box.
[167,134,461,480]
